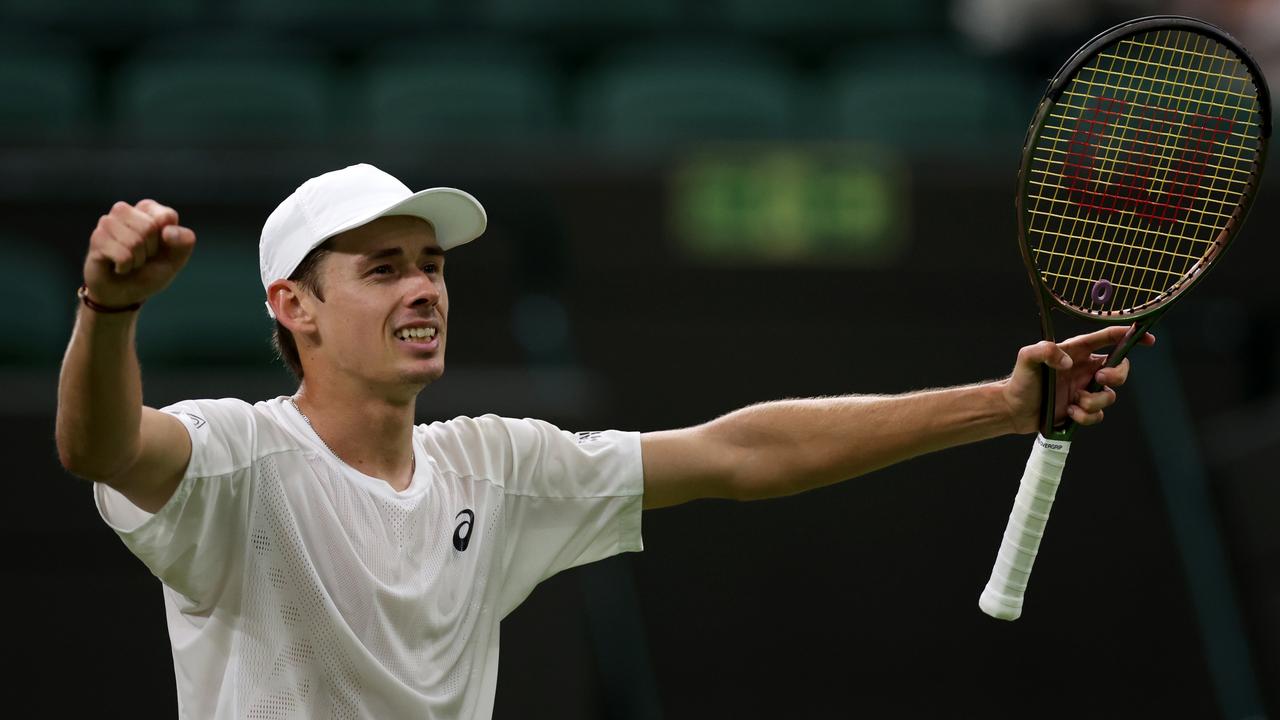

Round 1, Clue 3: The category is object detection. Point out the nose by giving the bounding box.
[407,272,441,309]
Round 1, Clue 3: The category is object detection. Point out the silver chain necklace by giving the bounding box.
[288,396,339,458]
[288,396,415,476]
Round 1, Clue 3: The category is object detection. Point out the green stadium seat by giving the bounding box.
[232,0,445,37]
[0,235,73,365]
[475,0,680,31]
[114,35,331,145]
[0,44,93,142]
[577,43,796,146]
[135,231,277,365]
[357,40,559,144]
[0,0,204,27]
[716,0,943,35]
[824,44,1031,152]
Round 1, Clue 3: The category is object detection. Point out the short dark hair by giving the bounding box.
[272,241,331,380]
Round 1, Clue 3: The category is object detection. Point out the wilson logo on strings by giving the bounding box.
[1062,94,1233,225]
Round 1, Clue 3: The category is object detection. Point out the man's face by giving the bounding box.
[307,215,448,389]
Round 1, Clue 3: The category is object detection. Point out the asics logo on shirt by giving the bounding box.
[453,509,475,551]
[165,410,206,429]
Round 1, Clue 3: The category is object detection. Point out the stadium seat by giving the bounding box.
[577,43,796,146]
[232,0,446,39]
[356,40,559,144]
[135,230,277,365]
[716,0,943,36]
[113,34,331,145]
[0,234,73,365]
[0,45,93,142]
[474,0,681,32]
[823,44,1032,152]
[0,0,204,30]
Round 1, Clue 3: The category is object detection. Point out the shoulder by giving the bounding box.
[417,415,642,496]
[157,397,303,476]
[416,414,563,482]
[416,414,519,468]
[417,414,572,452]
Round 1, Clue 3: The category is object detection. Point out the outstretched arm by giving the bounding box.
[56,200,197,513]
[640,326,1151,510]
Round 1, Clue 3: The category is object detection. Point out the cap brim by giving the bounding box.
[324,187,488,251]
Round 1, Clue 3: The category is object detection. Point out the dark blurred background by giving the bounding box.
[2,0,1276,717]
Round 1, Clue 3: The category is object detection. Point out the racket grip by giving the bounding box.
[979,434,1071,621]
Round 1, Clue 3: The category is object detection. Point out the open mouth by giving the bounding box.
[394,327,438,344]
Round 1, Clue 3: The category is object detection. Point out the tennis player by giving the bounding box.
[55,164,1147,718]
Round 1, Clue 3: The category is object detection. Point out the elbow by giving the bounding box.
[56,448,111,484]
[55,430,86,478]
[55,432,131,485]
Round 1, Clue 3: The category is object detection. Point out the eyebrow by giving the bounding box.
[362,245,445,262]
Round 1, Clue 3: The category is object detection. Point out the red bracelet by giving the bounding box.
[78,284,143,313]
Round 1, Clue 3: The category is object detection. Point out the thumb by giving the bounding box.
[161,224,197,264]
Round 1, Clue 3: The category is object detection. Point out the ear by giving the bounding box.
[267,279,318,337]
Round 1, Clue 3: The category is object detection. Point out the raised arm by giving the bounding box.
[55,200,197,513]
[641,327,1150,510]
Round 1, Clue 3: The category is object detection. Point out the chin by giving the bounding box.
[402,362,444,386]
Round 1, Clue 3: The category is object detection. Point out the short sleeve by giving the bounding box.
[490,417,645,616]
[94,397,258,610]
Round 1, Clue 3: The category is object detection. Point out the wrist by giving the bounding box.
[988,381,1018,438]
[78,284,143,314]
[980,379,1018,436]
[994,376,1037,435]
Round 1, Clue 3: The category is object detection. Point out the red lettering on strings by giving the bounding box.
[1061,94,1233,225]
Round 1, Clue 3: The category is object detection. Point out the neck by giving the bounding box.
[292,377,418,492]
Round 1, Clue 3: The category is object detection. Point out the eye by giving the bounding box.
[423,262,440,274]
[370,264,394,275]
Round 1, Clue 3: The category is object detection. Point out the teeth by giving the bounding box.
[395,327,437,341]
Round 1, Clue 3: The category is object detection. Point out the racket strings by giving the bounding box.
[1024,28,1265,315]
[1049,32,1240,309]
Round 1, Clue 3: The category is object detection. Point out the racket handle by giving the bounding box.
[979,434,1071,620]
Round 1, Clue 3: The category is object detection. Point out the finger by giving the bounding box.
[1095,358,1131,387]
[143,222,160,258]
[1019,340,1073,372]
[100,238,137,274]
[129,230,147,269]
[135,198,179,228]
[102,210,150,268]
[1067,404,1105,426]
[109,200,157,239]
[1064,325,1136,354]
[120,201,169,259]
[1074,386,1116,413]
[98,218,140,274]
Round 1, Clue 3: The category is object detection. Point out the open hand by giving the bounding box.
[1002,325,1156,435]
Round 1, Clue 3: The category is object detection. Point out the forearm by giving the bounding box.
[708,383,1014,500]
[56,306,144,480]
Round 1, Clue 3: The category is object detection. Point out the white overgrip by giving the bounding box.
[979,433,1072,620]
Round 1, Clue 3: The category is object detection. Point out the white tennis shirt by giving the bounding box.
[94,397,645,719]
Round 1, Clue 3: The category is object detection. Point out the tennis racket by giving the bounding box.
[978,15,1271,621]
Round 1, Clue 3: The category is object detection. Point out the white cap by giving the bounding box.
[259,163,487,318]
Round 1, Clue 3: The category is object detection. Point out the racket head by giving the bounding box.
[1016,15,1270,324]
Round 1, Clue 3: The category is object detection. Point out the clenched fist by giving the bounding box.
[84,199,196,308]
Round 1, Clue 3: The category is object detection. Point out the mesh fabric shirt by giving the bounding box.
[94,396,644,719]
